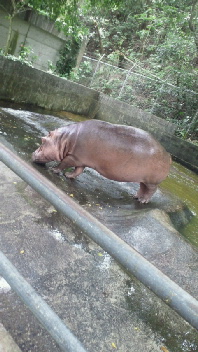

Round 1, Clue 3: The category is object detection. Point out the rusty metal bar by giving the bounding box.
[0,142,198,330]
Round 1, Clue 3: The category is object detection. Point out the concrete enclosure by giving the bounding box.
[0,56,197,170]
[0,8,66,71]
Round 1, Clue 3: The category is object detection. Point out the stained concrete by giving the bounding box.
[0,323,22,352]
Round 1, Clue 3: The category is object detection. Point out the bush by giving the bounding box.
[56,39,80,77]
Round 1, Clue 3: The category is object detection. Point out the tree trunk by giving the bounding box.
[188,110,198,138]
[189,0,198,53]
[94,21,104,54]
[75,36,89,71]
[4,15,13,55]
[3,0,27,55]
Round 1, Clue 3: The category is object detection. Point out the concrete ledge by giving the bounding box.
[0,323,22,352]
[0,56,99,116]
[21,10,67,40]
[96,93,176,139]
[160,134,198,172]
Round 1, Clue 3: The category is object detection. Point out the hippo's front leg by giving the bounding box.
[51,156,84,179]
[65,167,84,179]
[50,156,74,174]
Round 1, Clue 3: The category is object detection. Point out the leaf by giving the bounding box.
[111,342,117,348]
[160,347,169,352]
[20,250,25,254]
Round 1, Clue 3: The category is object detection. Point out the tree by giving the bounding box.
[0,0,27,55]
[188,0,198,56]
[0,0,126,56]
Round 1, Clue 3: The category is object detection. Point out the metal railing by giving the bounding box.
[0,251,87,352]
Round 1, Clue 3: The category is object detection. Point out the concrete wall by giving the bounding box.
[0,56,197,170]
[159,135,198,172]
[0,9,66,71]
[95,94,175,138]
[0,56,99,116]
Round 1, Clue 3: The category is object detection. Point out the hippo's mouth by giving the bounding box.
[33,160,46,164]
[32,152,47,164]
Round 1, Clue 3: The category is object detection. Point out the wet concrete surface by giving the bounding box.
[0,104,198,351]
[0,322,22,352]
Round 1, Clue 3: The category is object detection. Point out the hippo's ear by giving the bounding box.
[48,131,55,137]
[41,137,47,143]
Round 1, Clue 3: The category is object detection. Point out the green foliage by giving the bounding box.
[19,43,38,65]
[55,38,80,77]
[47,60,56,73]
[1,0,197,141]
[69,61,93,85]
[76,0,198,141]
[0,42,37,66]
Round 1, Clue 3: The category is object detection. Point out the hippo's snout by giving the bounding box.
[32,151,46,164]
[32,151,40,163]
[32,152,36,162]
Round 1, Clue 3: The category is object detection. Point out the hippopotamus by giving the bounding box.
[32,120,171,203]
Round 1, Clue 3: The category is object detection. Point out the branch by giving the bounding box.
[11,0,30,17]
[0,4,9,15]
[0,0,29,17]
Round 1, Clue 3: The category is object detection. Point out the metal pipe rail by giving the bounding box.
[0,142,198,331]
[0,251,87,352]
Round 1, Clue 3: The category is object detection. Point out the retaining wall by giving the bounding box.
[0,56,99,116]
[0,56,197,171]
[95,94,175,137]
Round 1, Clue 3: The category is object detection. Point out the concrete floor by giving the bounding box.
[0,161,197,352]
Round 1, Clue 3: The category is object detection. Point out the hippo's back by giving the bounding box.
[71,120,171,184]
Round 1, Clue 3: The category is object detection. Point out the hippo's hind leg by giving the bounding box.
[65,167,84,179]
[134,182,158,203]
